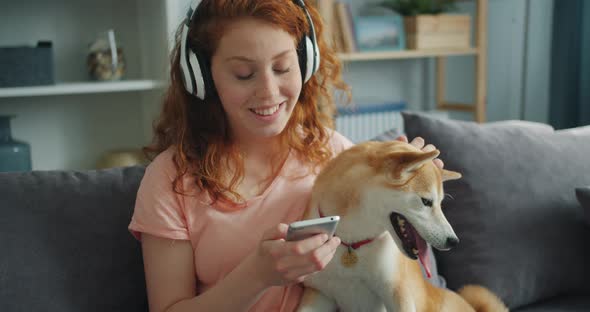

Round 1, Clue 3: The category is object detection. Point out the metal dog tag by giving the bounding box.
[341,246,358,267]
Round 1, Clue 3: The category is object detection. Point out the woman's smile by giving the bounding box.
[249,102,286,120]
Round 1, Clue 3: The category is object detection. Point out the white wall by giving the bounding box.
[435,0,554,122]
[0,94,144,170]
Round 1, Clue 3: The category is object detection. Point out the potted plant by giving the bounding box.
[380,0,471,50]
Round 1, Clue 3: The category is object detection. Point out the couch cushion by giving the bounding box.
[576,187,590,225]
[402,112,590,310]
[0,166,148,312]
[513,295,590,312]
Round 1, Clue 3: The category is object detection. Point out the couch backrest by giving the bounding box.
[0,166,148,312]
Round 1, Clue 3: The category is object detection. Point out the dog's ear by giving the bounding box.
[442,169,462,181]
[399,150,440,172]
[388,150,440,181]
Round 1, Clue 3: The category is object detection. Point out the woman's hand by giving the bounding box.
[248,223,341,287]
[396,135,444,169]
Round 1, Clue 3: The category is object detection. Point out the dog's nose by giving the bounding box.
[446,237,460,248]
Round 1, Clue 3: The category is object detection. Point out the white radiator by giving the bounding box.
[335,102,406,143]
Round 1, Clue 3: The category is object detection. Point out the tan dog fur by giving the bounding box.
[296,141,508,312]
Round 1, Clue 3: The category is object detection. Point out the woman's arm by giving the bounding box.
[141,224,340,312]
[141,233,267,312]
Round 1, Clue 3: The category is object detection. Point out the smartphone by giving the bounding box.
[286,216,340,241]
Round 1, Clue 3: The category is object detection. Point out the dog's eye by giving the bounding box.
[421,197,433,207]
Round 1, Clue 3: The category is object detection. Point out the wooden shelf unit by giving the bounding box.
[0,80,167,98]
[338,48,478,61]
[336,0,488,123]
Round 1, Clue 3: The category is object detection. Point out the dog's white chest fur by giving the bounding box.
[303,232,400,312]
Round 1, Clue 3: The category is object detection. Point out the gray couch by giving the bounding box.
[0,167,148,312]
[1,112,589,311]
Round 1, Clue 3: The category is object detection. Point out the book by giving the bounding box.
[315,0,336,48]
[334,1,357,53]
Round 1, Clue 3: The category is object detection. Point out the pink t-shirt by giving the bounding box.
[128,130,353,311]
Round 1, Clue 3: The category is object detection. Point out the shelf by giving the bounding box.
[0,80,167,98]
[338,48,479,62]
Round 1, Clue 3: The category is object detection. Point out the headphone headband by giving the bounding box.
[186,0,201,24]
[179,0,320,100]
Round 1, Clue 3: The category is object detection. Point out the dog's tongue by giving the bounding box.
[416,235,431,279]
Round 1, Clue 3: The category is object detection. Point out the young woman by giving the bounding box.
[128,1,442,311]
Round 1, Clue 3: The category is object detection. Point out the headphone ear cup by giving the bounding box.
[193,49,216,99]
[296,0,320,83]
[188,50,207,100]
[298,34,308,83]
[303,36,315,83]
[180,25,195,95]
[312,35,320,74]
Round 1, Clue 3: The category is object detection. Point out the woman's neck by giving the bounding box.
[232,132,284,161]
[225,133,289,201]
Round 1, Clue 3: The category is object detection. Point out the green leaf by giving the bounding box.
[379,0,457,16]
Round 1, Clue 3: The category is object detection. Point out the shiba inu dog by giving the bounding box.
[296,140,507,312]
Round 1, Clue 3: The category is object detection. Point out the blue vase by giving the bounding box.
[0,115,32,172]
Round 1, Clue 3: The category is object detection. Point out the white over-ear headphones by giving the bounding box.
[179,0,321,100]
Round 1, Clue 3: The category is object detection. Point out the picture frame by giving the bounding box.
[354,15,406,52]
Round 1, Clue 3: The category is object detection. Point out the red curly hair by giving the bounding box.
[145,0,349,204]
